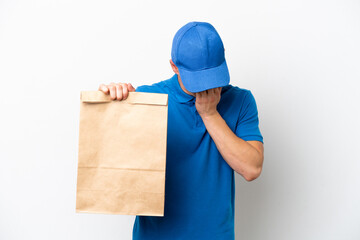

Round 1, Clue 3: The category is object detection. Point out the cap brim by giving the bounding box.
[178,60,230,93]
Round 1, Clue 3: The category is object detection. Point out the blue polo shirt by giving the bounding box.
[132,74,263,240]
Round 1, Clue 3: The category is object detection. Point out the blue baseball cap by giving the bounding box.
[171,21,230,93]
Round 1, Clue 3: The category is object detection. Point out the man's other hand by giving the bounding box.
[195,87,222,118]
[98,82,136,100]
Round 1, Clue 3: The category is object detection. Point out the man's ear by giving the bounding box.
[169,59,179,75]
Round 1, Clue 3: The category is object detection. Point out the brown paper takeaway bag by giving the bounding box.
[76,91,168,216]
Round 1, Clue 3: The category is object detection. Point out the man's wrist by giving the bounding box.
[200,110,221,122]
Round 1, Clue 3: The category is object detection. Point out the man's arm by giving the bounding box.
[202,112,264,181]
[195,87,264,181]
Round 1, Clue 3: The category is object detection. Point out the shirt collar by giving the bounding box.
[167,74,195,103]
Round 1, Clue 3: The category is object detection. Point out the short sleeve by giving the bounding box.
[235,90,264,143]
[135,85,150,93]
[135,84,162,94]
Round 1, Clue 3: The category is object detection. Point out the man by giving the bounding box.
[98,21,264,240]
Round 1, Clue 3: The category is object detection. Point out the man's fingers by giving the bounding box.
[109,85,116,100]
[122,84,129,100]
[116,84,123,100]
[208,87,220,96]
[98,82,135,101]
[202,90,210,97]
[127,83,136,92]
[98,84,109,94]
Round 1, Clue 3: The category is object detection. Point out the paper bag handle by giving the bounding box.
[80,91,168,106]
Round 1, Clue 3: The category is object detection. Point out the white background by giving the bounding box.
[1,0,359,239]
